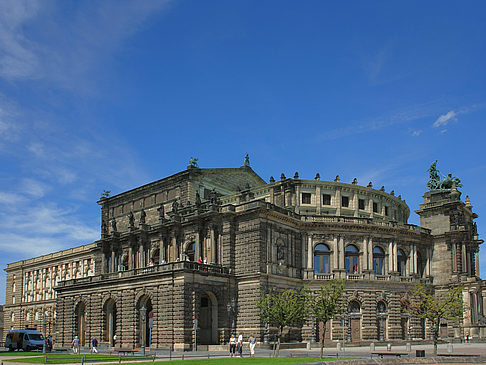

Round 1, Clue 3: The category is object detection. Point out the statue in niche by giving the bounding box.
[139,209,146,225]
[128,212,135,228]
[277,243,285,262]
[157,204,165,220]
[111,218,117,232]
[195,192,202,206]
[172,200,179,214]
[102,220,108,235]
[209,189,218,204]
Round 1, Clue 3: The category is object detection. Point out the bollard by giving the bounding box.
[337,343,341,352]
[306,340,311,350]
[387,343,391,351]
[169,348,172,360]
[406,343,411,352]
[370,342,375,352]
[447,342,453,353]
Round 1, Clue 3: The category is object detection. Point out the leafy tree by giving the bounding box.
[257,287,308,357]
[307,280,345,359]
[401,285,464,356]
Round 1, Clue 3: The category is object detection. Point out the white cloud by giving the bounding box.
[20,178,50,199]
[433,110,457,128]
[411,129,422,136]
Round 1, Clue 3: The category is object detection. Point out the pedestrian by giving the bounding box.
[237,333,243,357]
[72,336,80,354]
[47,335,53,352]
[113,334,117,347]
[248,334,256,356]
[229,334,236,357]
[91,337,98,353]
[465,331,470,343]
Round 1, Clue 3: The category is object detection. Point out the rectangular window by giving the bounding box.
[358,199,365,210]
[302,193,311,204]
[341,196,349,207]
[322,194,331,205]
[385,206,389,216]
[373,202,378,213]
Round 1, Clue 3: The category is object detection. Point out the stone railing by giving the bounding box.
[314,273,334,280]
[57,261,230,288]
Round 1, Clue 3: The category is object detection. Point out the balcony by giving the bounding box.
[57,261,230,288]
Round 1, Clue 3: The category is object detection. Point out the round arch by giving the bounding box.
[199,291,219,345]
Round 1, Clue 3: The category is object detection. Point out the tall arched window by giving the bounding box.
[185,242,195,261]
[314,244,330,274]
[373,247,385,275]
[345,245,359,274]
[397,249,406,276]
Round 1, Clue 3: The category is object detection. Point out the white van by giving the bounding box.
[5,329,44,351]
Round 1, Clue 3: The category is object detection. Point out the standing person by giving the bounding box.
[47,335,53,352]
[237,333,243,357]
[248,334,256,357]
[229,334,236,357]
[72,336,80,354]
[91,338,98,353]
[113,334,117,347]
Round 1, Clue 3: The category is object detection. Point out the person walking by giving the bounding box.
[237,333,243,357]
[72,336,80,354]
[248,334,256,357]
[229,334,236,357]
[91,338,98,353]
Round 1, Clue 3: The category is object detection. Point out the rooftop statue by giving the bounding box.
[188,157,199,168]
[243,153,250,167]
[426,160,462,190]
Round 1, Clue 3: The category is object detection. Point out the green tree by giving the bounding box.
[257,287,308,357]
[307,280,345,359]
[401,285,464,356]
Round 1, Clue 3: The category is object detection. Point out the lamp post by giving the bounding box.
[140,305,147,356]
[226,298,239,335]
[42,312,47,353]
[341,315,346,351]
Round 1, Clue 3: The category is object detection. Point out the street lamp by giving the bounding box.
[226,298,239,335]
[408,314,412,341]
[42,312,47,353]
[140,305,147,356]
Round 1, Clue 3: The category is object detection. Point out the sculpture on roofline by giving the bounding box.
[426,160,462,190]
[243,153,250,167]
[189,157,199,168]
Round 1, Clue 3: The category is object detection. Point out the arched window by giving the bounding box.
[397,249,406,276]
[314,244,330,274]
[348,300,361,313]
[185,242,195,261]
[376,301,387,314]
[345,245,359,274]
[373,247,385,275]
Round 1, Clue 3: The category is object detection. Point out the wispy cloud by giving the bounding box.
[317,101,441,141]
[410,129,423,137]
[433,110,457,128]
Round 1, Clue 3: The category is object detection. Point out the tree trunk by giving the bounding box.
[320,324,326,359]
[275,327,283,357]
[433,322,438,356]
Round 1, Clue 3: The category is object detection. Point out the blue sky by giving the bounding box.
[1,0,485,304]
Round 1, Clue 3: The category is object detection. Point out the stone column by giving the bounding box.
[101,254,106,273]
[425,248,431,277]
[111,251,116,272]
[171,234,177,262]
[307,235,313,269]
[368,198,373,218]
[388,241,393,274]
[476,250,480,277]
[316,185,321,214]
[339,236,345,270]
[335,189,341,216]
[393,241,398,272]
[353,193,358,217]
[333,236,339,270]
[210,226,216,264]
[413,244,417,275]
[128,246,133,269]
[302,233,307,269]
[368,236,373,271]
[462,243,467,274]
[362,237,368,271]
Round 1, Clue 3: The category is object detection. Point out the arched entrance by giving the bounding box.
[75,301,86,346]
[376,301,387,341]
[137,295,153,347]
[199,292,218,345]
[185,242,195,262]
[347,301,361,342]
[103,299,117,345]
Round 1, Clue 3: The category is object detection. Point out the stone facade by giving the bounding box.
[3,163,485,349]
